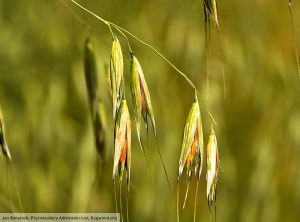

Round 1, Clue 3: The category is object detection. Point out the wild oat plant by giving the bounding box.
[1,0,223,221]
[57,0,221,221]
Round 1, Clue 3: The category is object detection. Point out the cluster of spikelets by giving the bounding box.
[65,0,222,221]
[83,32,162,221]
[177,93,220,222]
[176,1,221,221]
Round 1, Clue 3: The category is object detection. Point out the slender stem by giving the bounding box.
[58,0,89,29]
[112,25,133,53]
[197,92,217,125]
[68,0,108,24]
[58,0,107,43]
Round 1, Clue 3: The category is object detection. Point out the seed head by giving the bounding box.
[206,128,219,207]
[178,94,204,181]
[110,35,124,119]
[130,53,156,146]
[83,36,99,119]
[112,99,131,189]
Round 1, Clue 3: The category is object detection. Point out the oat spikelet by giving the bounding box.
[83,36,107,162]
[110,35,124,119]
[129,53,156,179]
[83,36,98,118]
[130,52,156,143]
[206,128,219,221]
[130,52,173,202]
[112,99,131,222]
[177,93,204,222]
[178,94,204,182]
[112,99,131,188]
[0,107,11,160]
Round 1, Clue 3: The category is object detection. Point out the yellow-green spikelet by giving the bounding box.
[110,35,124,119]
[206,128,219,207]
[178,94,204,181]
[112,99,131,189]
[130,53,156,146]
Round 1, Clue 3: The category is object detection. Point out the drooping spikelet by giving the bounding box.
[176,93,204,222]
[83,36,107,161]
[129,53,156,146]
[83,36,98,118]
[178,94,204,182]
[206,128,219,210]
[110,35,124,119]
[112,99,131,189]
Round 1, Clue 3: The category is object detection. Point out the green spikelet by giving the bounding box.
[110,35,124,119]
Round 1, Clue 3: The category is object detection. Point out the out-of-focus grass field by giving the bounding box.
[1,1,300,221]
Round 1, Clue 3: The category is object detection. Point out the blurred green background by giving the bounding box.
[1,0,300,221]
